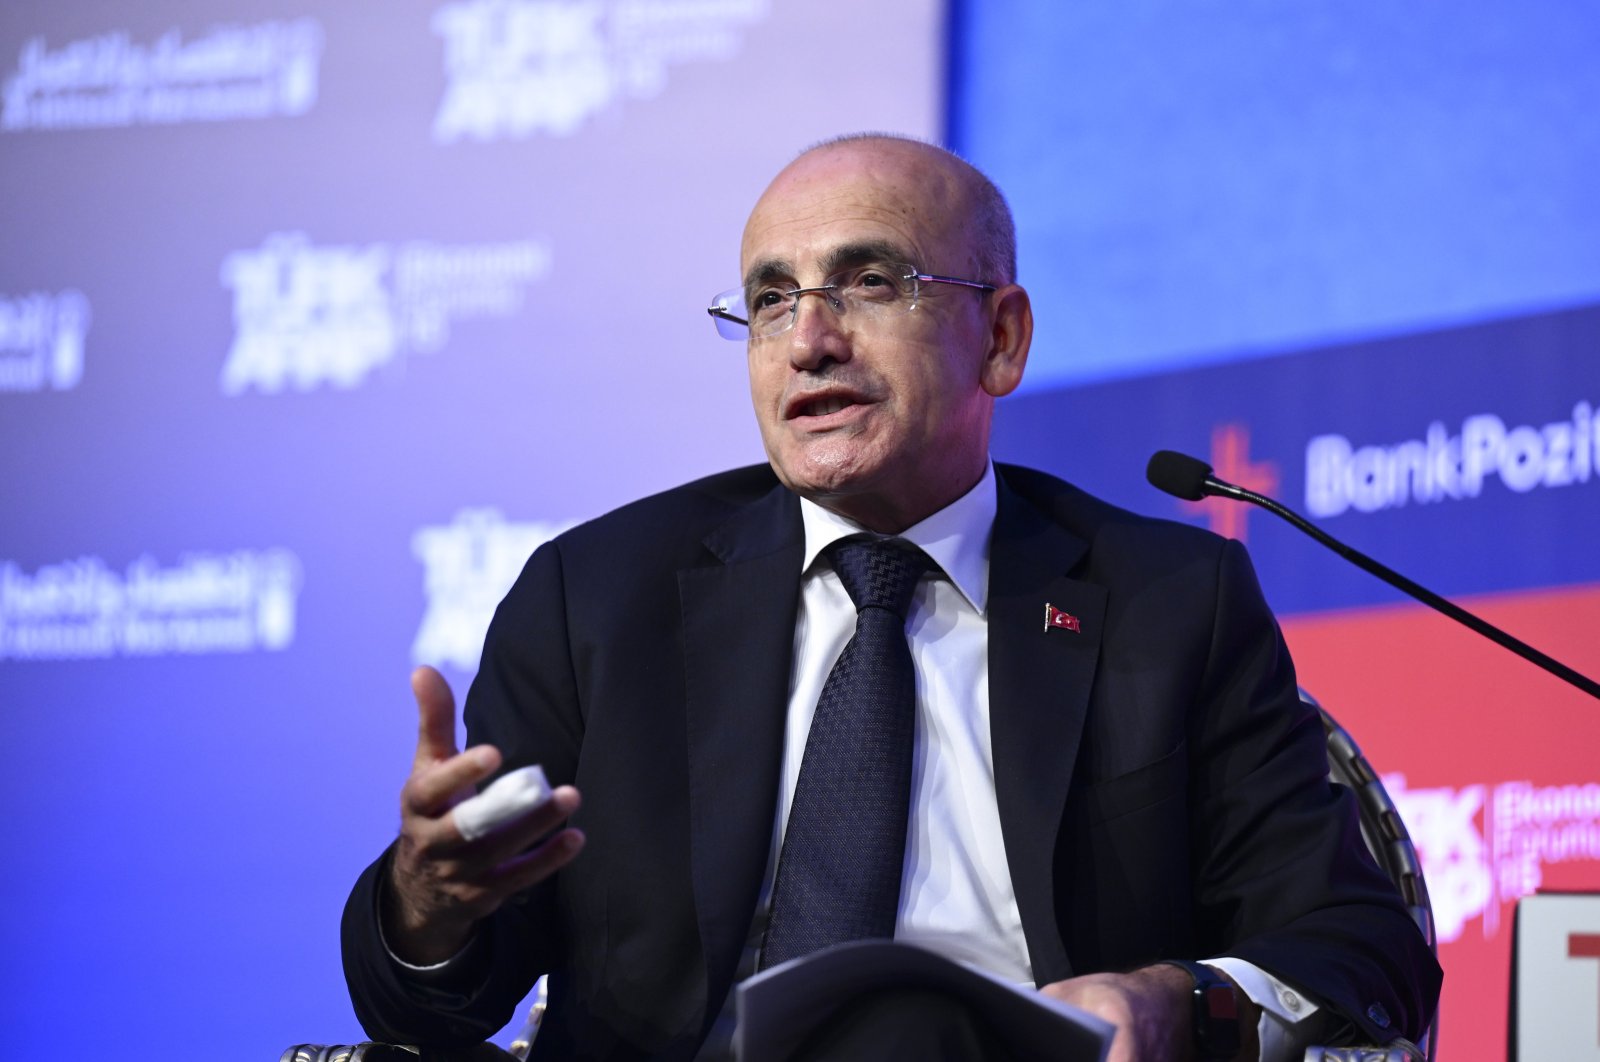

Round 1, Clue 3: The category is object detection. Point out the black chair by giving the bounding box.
[286,694,1438,1062]
[1301,690,1437,1062]
[280,979,543,1062]
[279,1045,524,1062]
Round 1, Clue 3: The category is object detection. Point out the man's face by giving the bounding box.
[740,141,1004,532]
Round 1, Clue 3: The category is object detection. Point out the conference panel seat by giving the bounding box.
[285,693,1437,1062]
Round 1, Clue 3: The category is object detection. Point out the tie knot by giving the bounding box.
[826,536,928,619]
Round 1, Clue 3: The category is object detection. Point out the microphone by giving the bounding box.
[1146,450,1221,502]
[1145,449,1600,701]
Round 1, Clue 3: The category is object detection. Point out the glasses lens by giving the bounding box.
[830,263,917,316]
[747,286,798,337]
[715,263,923,342]
[708,289,747,340]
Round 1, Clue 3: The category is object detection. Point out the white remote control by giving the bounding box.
[452,764,552,841]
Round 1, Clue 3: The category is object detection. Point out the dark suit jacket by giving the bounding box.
[344,463,1440,1059]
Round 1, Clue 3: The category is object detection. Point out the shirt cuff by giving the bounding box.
[382,925,476,972]
[375,881,492,1009]
[1203,957,1333,1062]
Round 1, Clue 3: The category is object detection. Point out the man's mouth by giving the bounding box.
[802,396,854,417]
[787,389,871,420]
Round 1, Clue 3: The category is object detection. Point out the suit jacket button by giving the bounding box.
[1366,1002,1391,1028]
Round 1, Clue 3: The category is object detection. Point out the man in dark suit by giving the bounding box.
[344,134,1440,1061]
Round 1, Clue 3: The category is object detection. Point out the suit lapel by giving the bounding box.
[988,473,1105,986]
[679,483,803,1013]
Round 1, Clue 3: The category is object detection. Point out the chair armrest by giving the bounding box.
[280,1043,517,1061]
[1303,1047,1423,1062]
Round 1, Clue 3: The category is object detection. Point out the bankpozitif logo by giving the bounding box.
[1305,400,1597,517]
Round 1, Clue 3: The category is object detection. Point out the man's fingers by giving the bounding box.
[484,826,587,894]
[412,665,460,769]
[405,745,502,817]
[392,824,586,941]
[395,787,583,904]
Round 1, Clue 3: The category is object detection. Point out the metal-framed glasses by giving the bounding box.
[706,262,997,340]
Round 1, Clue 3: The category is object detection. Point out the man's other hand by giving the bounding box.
[383,665,585,965]
[1041,964,1260,1062]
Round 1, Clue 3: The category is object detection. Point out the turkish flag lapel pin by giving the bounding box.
[1043,603,1081,633]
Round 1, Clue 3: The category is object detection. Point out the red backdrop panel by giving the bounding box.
[1283,582,1600,1061]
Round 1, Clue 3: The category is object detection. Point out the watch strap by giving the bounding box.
[1155,958,1242,1061]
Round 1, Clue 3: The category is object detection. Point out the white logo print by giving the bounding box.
[0,290,90,393]
[219,233,552,394]
[1387,774,1600,942]
[431,0,769,142]
[1384,776,1493,942]
[0,550,303,661]
[2,20,323,132]
[411,509,575,672]
[1305,401,1597,518]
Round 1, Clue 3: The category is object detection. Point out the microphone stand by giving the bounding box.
[1169,459,1600,701]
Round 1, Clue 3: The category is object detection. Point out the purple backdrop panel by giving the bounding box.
[0,1,945,1054]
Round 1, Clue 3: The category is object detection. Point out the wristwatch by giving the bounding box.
[1156,959,1241,1061]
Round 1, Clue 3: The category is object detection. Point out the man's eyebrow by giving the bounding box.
[743,259,793,294]
[820,240,912,275]
[742,241,916,294]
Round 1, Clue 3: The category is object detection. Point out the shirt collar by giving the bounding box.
[798,461,995,615]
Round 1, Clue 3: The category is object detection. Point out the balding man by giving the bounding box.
[343,135,1440,1061]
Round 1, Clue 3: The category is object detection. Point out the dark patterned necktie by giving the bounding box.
[761,535,929,969]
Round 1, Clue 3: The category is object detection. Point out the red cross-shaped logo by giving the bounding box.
[1184,424,1279,543]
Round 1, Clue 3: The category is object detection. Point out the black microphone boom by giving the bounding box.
[1145,449,1600,701]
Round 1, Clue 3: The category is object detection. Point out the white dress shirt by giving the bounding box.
[783,462,1030,981]
[770,462,1330,1060]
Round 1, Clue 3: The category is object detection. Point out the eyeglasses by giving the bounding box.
[706,262,996,341]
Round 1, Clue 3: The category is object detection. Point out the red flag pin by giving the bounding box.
[1044,603,1081,633]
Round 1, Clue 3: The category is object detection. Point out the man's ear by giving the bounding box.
[979,284,1033,398]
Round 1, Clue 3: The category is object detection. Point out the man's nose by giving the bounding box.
[787,289,851,369]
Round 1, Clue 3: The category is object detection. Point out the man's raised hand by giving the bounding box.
[383,665,584,965]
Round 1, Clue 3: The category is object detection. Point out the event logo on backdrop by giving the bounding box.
[1,19,323,132]
[411,509,576,672]
[219,232,552,394]
[0,551,302,661]
[0,290,89,393]
[431,0,769,141]
[1388,774,1600,944]
[1177,424,1281,543]
[1306,400,1597,519]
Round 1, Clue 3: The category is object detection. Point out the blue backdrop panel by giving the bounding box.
[950,0,1600,390]
[992,303,1600,615]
